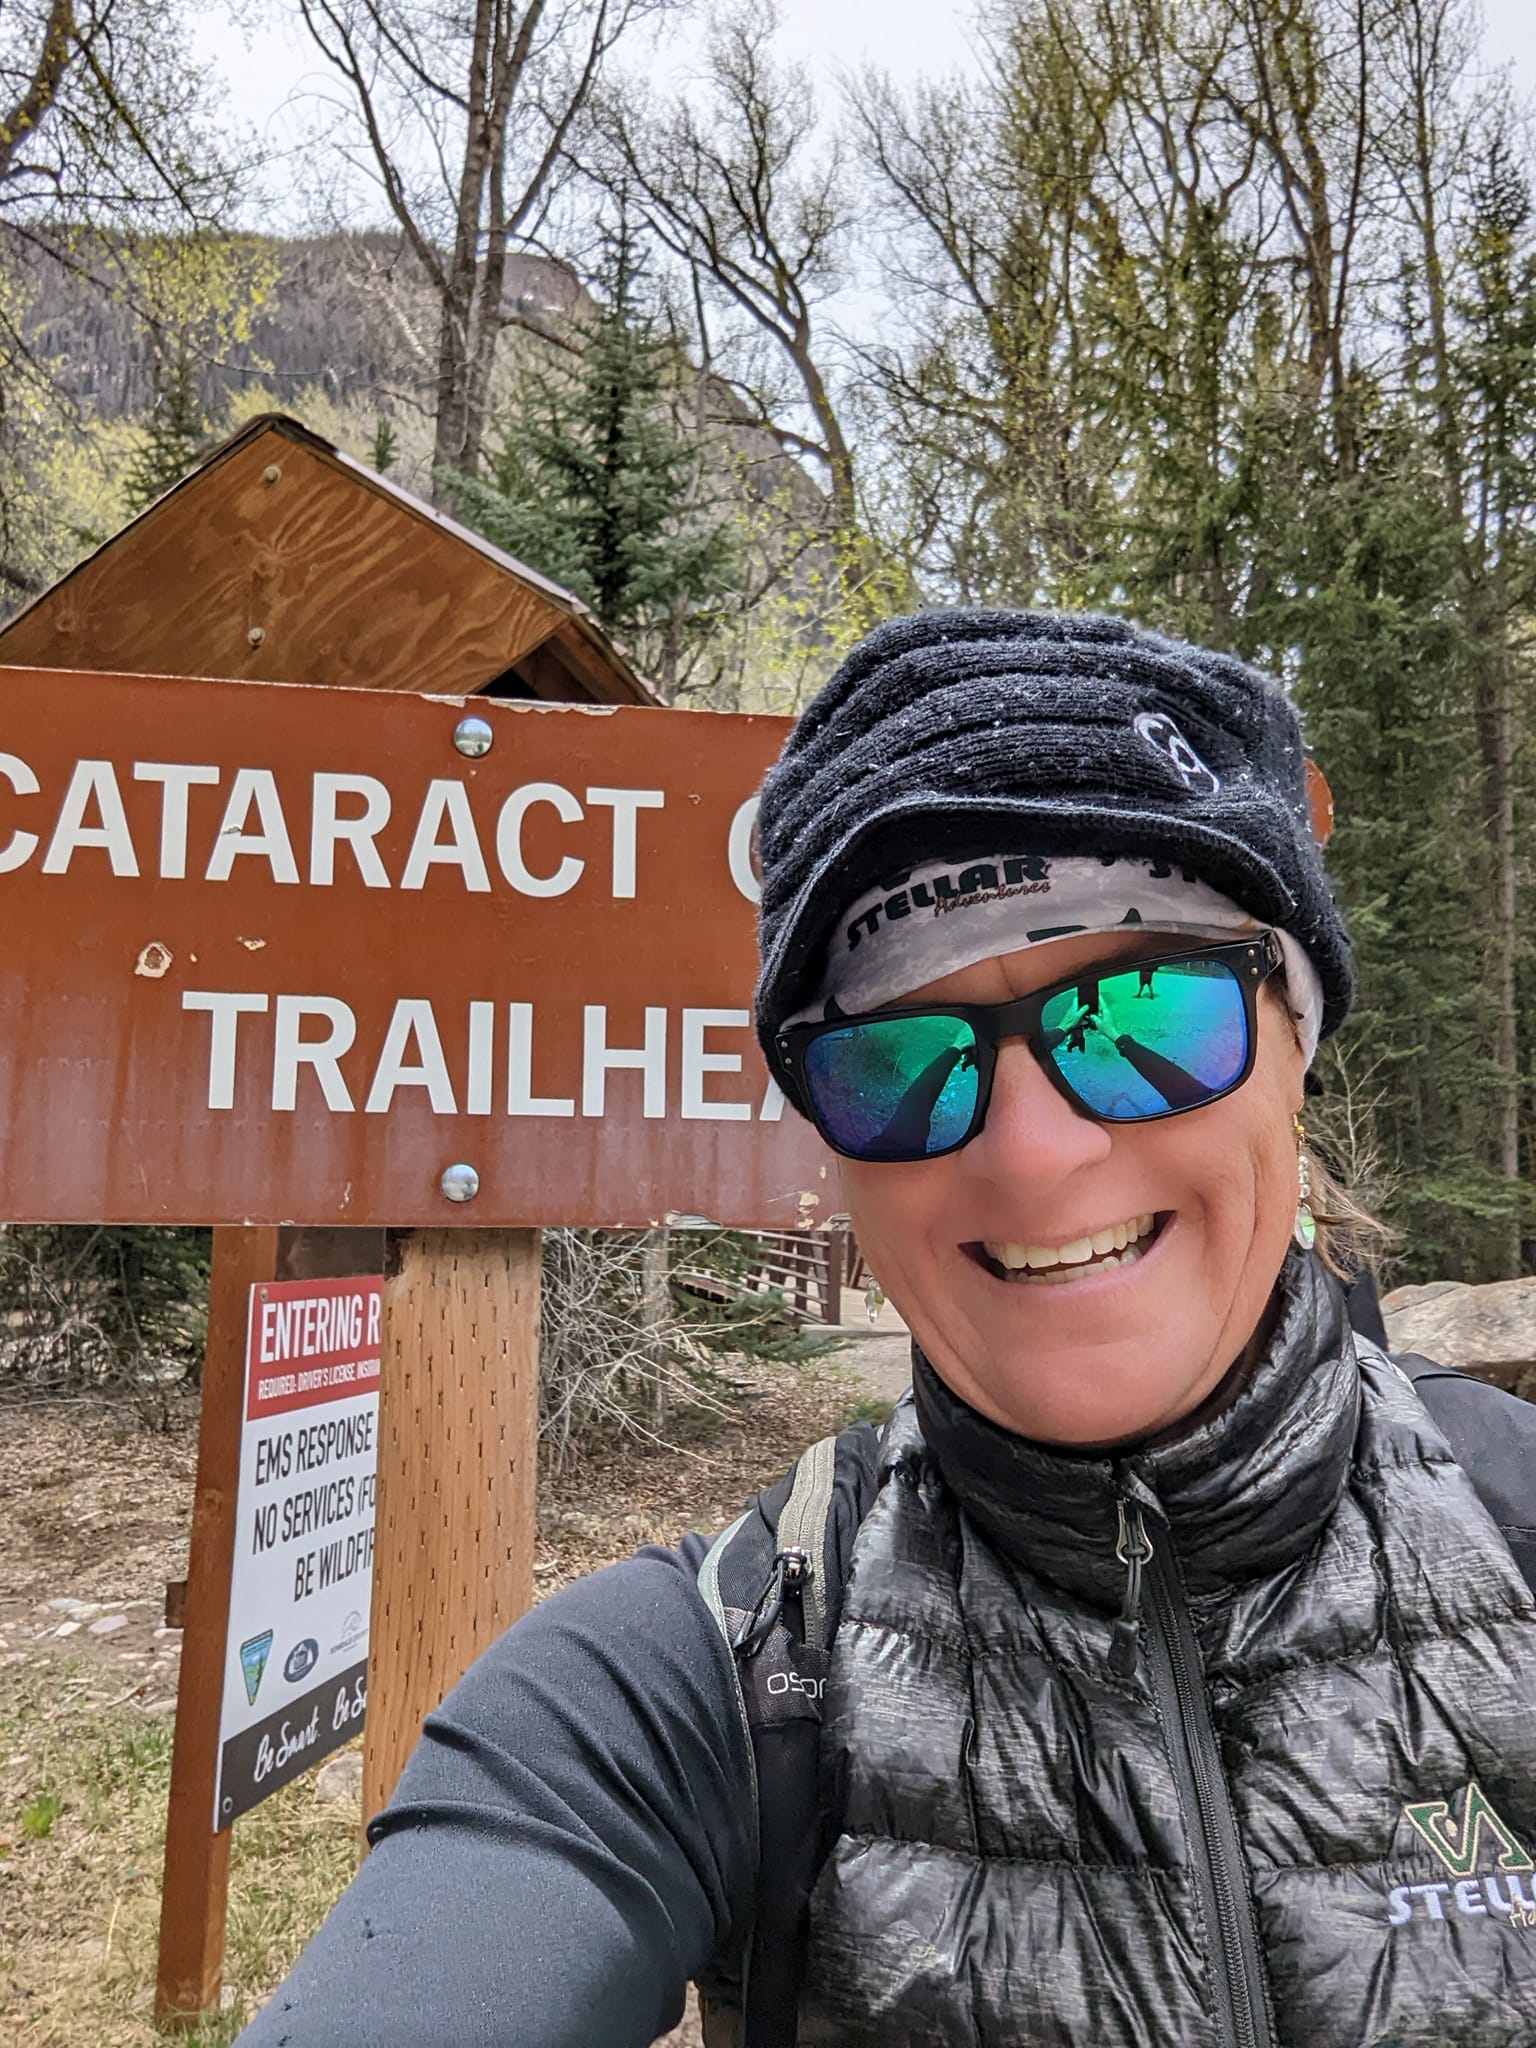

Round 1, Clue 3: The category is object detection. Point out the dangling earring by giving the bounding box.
[865,1273,885,1322]
[1292,1112,1317,1251]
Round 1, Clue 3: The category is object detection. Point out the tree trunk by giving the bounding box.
[639,1228,670,1428]
[431,0,497,490]
[1491,648,1522,1277]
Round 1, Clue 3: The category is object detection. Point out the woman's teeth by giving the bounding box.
[982,1213,1157,1284]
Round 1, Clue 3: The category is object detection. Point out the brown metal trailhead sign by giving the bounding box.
[0,665,832,1228]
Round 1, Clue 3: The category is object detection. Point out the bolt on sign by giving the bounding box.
[0,666,832,1228]
[217,1276,381,1828]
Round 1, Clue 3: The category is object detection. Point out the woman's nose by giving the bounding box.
[966,1038,1113,1190]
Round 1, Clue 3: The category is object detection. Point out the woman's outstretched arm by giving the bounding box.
[235,1541,755,2048]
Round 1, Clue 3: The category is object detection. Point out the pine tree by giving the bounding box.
[442,225,741,695]
[370,415,398,474]
[859,0,1536,1281]
[123,342,213,513]
[119,234,275,516]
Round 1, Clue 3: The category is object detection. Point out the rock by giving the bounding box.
[45,1597,99,1617]
[313,1751,364,1804]
[53,1620,81,1637]
[88,1614,128,1636]
[1382,1275,1536,1400]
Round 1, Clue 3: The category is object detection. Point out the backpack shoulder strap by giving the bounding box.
[696,1419,884,2048]
[1392,1351,1536,1596]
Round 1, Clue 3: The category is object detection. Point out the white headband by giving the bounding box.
[797,853,1323,1065]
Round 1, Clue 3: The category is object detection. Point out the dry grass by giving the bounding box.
[0,1660,361,2046]
[0,1356,867,2044]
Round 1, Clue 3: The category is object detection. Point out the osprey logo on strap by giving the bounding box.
[1388,1782,1536,1928]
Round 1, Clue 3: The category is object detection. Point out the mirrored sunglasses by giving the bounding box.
[775,933,1283,1164]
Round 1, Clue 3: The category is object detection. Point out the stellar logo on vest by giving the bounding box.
[1387,1780,1536,1927]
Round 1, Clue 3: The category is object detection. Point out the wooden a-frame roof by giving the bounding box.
[0,413,657,706]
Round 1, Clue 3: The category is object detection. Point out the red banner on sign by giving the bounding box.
[245,1276,383,1422]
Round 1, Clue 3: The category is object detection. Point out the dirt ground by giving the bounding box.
[0,1351,888,2046]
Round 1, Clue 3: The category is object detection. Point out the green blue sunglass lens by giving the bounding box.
[1040,957,1248,1119]
[803,1014,981,1159]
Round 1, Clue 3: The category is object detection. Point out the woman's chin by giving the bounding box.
[918,1244,1222,1446]
[973,1349,1209,1449]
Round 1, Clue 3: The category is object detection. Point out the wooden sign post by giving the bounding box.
[157,1227,383,2025]
[363,1230,541,1820]
[156,1227,281,2023]
[0,664,829,2027]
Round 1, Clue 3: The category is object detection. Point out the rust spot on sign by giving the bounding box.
[135,942,174,979]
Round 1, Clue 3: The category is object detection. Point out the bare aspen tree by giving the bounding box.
[0,0,241,228]
[0,0,249,591]
[597,5,859,543]
[297,0,672,489]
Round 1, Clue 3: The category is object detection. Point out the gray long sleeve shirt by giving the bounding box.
[235,1539,754,2048]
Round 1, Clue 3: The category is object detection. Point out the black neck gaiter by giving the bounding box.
[907,1249,1361,1610]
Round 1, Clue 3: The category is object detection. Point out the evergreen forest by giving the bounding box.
[3,0,1536,1286]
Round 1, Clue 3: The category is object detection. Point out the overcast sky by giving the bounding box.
[197,0,1536,225]
[198,0,975,132]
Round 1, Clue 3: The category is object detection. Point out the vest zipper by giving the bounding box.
[1121,1501,1275,2048]
[1110,1499,1152,1677]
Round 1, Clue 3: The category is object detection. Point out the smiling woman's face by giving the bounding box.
[838,928,1307,1449]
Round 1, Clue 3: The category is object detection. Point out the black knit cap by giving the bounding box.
[754,608,1354,1084]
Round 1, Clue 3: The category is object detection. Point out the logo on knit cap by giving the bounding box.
[1132,713,1220,796]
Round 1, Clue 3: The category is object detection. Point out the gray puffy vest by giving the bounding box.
[794,1256,1536,2047]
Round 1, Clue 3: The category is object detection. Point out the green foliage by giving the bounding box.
[370,414,397,474]
[0,1225,211,1394]
[0,1,255,589]
[123,347,211,512]
[442,223,742,689]
[121,233,277,513]
[0,231,275,589]
[841,1392,897,1430]
[1234,400,1507,1275]
[4,1659,359,2040]
[670,1229,840,1367]
[858,0,1536,1280]
[21,1790,63,1840]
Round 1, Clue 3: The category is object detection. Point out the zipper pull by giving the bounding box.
[1109,1500,1152,1679]
[733,1545,813,1659]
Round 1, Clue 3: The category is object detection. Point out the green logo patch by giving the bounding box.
[1404,1781,1534,1880]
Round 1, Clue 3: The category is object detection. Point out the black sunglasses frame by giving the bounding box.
[775,931,1285,1164]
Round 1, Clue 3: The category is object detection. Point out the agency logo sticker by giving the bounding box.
[1132,712,1221,796]
[330,1608,367,1657]
[1388,1781,1536,1927]
[283,1637,320,1685]
[239,1629,274,1706]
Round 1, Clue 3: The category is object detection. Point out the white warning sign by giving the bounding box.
[214,1275,382,1829]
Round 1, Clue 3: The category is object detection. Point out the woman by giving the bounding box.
[239,610,1536,2048]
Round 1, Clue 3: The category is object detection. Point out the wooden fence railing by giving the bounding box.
[674,1228,854,1327]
